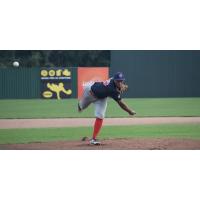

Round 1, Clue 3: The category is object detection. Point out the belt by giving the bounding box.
[90,90,97,98]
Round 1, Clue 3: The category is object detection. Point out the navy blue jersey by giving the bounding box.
[91,78,121,101]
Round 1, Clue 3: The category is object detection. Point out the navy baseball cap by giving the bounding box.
[113,72,125,81]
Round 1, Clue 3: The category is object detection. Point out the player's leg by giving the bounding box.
[90,98,107,145]
[78,82,96,111]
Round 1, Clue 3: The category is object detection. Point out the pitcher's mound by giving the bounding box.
[0,138,200,150]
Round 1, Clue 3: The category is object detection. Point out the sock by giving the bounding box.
[92,118,103,140]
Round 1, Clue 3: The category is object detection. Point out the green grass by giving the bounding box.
[0,124,200,144]
[0,98,200,119]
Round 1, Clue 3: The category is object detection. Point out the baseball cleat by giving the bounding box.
[78,103,82,112]
[90,139,101,145]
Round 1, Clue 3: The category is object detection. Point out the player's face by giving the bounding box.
[114,80,124,88]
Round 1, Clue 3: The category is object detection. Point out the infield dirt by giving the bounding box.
[1,138,200,150]
[1,117,200,129]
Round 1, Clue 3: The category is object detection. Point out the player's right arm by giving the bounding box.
[117,99,136,116]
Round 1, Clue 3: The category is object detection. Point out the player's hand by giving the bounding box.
[128,110,136,116]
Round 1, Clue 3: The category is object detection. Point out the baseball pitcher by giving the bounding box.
[78,72,136,145]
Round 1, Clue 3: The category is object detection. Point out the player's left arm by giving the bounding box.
[117,99,136,116]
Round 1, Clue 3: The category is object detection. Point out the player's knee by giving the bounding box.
[95,112,105,119]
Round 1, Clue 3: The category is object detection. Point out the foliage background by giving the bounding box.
[0,50,110,68]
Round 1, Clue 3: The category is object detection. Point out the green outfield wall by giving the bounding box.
[110,50,200,97]
[0,68,40,99]
[0,67,77,99]
[1,50,200,99]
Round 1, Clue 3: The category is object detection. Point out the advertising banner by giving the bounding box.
[77,67,109,99]
[40,68,72,99]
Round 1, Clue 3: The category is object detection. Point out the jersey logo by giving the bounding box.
[119,73,123,78]
[103,79,111,86]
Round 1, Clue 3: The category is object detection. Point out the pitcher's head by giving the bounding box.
[113,72,125,89]
[113,72,125,81]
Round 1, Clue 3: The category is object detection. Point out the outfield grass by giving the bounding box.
[0,98,200,119]
[0,124,200,144]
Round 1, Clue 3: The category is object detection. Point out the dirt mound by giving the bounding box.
[1,138,200,150]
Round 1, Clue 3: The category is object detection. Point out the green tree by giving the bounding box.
[0,50,110,68]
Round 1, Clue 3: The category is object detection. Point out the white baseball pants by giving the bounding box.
[79,82,107,119]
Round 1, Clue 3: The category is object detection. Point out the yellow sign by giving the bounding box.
[62,69,71,76]
[41,69,71,77]
[41,68,72,99]
[43,91,53,98]
[47,82,72,100]
[41,70,48,77]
